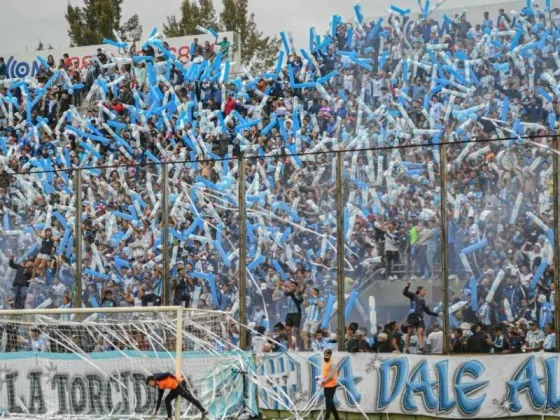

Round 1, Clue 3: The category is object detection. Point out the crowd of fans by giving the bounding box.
[0,2,560,355]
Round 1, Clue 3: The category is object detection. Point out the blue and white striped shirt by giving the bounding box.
[154,277,163,297]
[305,297,324,322]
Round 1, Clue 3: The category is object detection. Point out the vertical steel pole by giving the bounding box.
[439,144,450,354]
[336,151,345,351]
[162,163,171,305]
[238,155,248,350]
[174,306,184,420]
[74,169,83,308]
[553,135,560,351]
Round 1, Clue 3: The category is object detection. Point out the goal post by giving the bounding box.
[0,305,249,419]
[175,306,183,420]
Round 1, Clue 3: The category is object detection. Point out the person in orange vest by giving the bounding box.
[320,349,340,420]
[146,372,208,419]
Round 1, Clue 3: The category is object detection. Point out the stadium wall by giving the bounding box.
[3,350,560,418]
[0,350,256,417]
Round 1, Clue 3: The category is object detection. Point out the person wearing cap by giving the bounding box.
[8,253,34,310]
[320,349,340,420]
[403,281,439,353]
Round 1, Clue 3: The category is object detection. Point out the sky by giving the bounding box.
[0,0,528,55]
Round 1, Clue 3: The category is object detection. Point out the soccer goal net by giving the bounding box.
[0,306,257,419]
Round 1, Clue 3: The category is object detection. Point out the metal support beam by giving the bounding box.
[553,135,560,351]
[74,169,83,309]
[336,151,345,352]
[439,144,450,354]
[162,163,171,305]
[238,155,248,350]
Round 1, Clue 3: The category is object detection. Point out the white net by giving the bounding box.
[0,308,258,419]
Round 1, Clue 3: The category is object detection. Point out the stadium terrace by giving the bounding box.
[0,0,559,365]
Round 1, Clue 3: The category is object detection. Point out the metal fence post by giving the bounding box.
[74,169,82,308]
[439,144,449,354]
[162,163,171,305]
[336,151,345,351]
[238,155,248,350]
[553,135,560,351]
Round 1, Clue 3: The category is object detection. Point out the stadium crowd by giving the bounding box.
[0,2,559,355]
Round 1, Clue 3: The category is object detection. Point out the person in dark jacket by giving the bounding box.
[171,263,193,307]
[451,328,466,353]
[146,372,207,419]
[345,330,370,353]
[466,324,493,353]
[377,322,402,353]
[403,281,439,354]
[9,255,33,309]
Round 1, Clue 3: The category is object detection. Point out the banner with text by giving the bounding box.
[257,352,560,418]
[2,32,240,79]
[0,351,254,417]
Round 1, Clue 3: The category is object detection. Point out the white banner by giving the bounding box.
[0,351,254,417]
[257,352,560,418]
[2,32,240,79]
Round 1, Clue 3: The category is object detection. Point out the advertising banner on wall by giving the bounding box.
[257,352,560,418]
[2,31,240,79]
[0,351,254,417]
